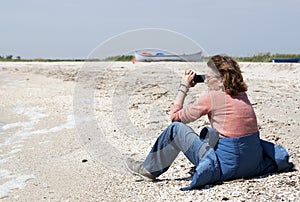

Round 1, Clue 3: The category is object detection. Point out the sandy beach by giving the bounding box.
[0,61,299,201]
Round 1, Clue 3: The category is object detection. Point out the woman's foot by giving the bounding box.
[125,158,156,181]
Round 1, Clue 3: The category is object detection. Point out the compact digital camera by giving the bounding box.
[193,74,206,83]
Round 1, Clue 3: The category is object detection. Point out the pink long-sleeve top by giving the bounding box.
[170,91,258,138]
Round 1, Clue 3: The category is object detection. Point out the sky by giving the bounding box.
[1,0,300,59]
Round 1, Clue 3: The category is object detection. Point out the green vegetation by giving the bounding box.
[102,55,134,61]
[0,55,86,62]
[1,53,299,62]
[0,54,133,62]
[234,52,300,62]
[0,55,19,61]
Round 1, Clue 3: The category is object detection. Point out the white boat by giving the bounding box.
[134,51,202,62]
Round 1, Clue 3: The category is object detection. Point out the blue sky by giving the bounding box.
[1,0,299,59]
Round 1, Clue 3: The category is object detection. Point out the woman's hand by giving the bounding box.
[174,70,196,106]
[183,70,196,87]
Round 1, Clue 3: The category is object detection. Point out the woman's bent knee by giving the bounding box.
[170,121,187,129]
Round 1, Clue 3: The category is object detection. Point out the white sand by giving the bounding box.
[0,61,299,201]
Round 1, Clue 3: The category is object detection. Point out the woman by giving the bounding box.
[126,55,293,190]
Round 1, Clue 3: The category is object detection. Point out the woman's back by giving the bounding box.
[209,91,258,137]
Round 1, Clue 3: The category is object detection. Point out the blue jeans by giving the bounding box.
[143,122,219,177]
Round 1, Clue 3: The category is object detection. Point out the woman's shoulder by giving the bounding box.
[201,91,248,100]
[206,90,228,99]
[232,92,250,100]
[205,91,251,104]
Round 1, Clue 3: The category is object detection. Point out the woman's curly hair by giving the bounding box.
[207,55,248,96]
